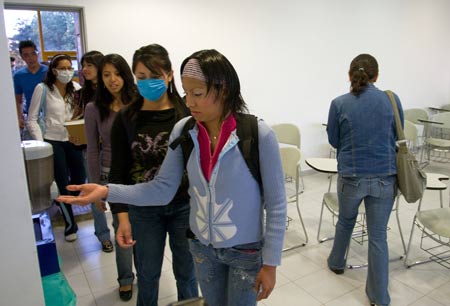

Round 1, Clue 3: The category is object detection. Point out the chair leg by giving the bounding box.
[317,197,338,243]
[283,179,308,252]
[299,164,305,193]
[395,195,407,255]
[296,196,308,244]
[404,216,418,268]
[317,200,326,243]
[300,175,305,193]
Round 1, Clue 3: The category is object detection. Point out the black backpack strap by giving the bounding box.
[169,117,196,167]
[169,114,262,189]
[235,113,262,189]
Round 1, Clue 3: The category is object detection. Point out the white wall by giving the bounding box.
[0,0,45,305]
[8,0,450,161]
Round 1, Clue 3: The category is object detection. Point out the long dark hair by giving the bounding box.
[349,54,378,95]
[180,49,248,117]
[95,54,137,121]
[44,54,75,104]
[80,50,104,106]
[125,44,186,120]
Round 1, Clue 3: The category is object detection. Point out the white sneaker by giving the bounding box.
[65,233,77,242]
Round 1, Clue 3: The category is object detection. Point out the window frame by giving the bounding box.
[5,3,86,64]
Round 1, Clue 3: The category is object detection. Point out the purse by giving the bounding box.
[386,90,426,203]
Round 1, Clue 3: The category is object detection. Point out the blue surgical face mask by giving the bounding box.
[137,78,167,101]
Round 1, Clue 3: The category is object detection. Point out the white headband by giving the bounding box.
[182,59,206,81]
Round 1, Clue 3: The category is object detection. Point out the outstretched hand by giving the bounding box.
[56,184,108,206]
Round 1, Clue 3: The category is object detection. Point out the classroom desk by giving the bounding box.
[305,157,337,173]
[428,106,450,113]
[305,158,337,192]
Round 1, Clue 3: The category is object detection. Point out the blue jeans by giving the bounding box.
[46,140,85,236]
[328,175,396,306]
[91,203,111,242]
[112,213,135,287]
[128,202,198,306]
[91,167,112,242]
[189,239,263,306]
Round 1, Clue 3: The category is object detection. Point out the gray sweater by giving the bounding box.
[84,102,117,184]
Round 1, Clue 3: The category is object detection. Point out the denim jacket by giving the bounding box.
[327,84,404,177]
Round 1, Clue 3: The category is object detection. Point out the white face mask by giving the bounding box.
[55,69,74,84]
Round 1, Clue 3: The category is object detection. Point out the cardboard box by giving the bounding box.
[64,119,86,145]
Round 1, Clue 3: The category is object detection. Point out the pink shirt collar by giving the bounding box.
[197,114,237,181]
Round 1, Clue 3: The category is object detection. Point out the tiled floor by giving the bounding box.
[54,166,450,306]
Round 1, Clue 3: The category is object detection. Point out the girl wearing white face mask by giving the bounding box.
[27,54,85,242]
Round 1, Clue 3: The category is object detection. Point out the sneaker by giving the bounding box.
[65,233,77,242]
[101,240,114,253]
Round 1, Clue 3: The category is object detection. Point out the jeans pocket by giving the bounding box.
[229,244,262,270]
[378,176,396,199]
[340,177,360,197]
[232,241,263,253]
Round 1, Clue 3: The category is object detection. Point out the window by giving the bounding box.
[5,4,85,76]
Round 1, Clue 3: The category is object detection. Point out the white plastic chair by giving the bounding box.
[404,120,419,153]
[272,123,305,192]
[441,104,450,111]
[404,108,428,124]
[420,112,450,163]
[272,123,301,148]
[403,173,450,268]
[279,146,308,251]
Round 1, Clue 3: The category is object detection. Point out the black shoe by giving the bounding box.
[329,266,344,275]
[119,286,132,301]
[101,240,114,253]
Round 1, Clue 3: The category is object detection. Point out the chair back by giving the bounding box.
[404,120,418,149]
[431,112,450,129]
[404,108,428,124]
[272,123,301,148]
[441,104,450,111]
[279,147,301,181]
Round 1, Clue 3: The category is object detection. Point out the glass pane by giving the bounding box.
[5,9,41,70]
[40,11,76,51]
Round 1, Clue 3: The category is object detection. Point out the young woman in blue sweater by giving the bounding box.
[58,49,287,306]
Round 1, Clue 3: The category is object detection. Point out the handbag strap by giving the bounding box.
[385,90,405,141]
[39,83,47,118]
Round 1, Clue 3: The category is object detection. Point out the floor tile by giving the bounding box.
[409,295,446,306]
[294,269,356,303]
[427,281,450,306]
[263,282,322,306]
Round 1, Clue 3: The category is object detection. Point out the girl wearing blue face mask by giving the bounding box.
[27,54,84,242]
[106,44,198,306]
